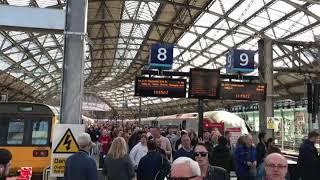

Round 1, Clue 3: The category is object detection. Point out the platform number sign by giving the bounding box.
[226,49,255,73]
[149,44,174,70]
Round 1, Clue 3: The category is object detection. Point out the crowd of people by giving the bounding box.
[0,120,319,180]
[76,121,309,180]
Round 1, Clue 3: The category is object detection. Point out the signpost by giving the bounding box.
[149,44,174,70]
[226,49,255,73]
[50,124,85,177]
[135,77,186,98]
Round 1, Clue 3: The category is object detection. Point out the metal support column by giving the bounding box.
[258,39,274,133]
[60,0,88,124]
[198,99,204,138]
[139,97,142,124]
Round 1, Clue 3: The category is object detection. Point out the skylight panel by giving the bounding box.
[247,16,269,31]
[191,42,202,51]
[209,0,223,14]
[206,29,226,40]
[7,0,29,6]
[10,72,23,78]
[21,59,36,69]
[192,55,208,66]
[181,65,193,72]
[190,27,207,35]
[120,23,134,37]
[195,13,219,28]
[289,12,316,26]
[309,4,320,17]
[38,57,50,64]
[177,32,197,47]
[269,1,295,14]
[2,39,13,50]
[37,0,59,8]
[290,30,316,41]
[8,52,23,62]
[0,60,11,70]
[264,8,285,22]
[229,0,263,21]
[221,0,238,12]
[276,19,304,37]
[265,27,287,38]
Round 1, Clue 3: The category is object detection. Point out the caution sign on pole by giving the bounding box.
[50,124,85,177]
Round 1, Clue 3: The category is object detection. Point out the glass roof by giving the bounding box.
[1,0,320,117]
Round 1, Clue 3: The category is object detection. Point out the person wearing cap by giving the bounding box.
[0,148,12,180]
[64,133,98,180]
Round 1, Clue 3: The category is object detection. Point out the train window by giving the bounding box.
[7,121,25,145]
[32,120,49,145]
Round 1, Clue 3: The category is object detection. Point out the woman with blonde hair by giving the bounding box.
[103,137,136,180]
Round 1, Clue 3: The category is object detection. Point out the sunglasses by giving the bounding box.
[169,175,198,180]
[194,152,208,157]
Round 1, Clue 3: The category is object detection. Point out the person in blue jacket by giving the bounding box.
[64,133,98,180]
[297,131,320,180]
[137,139,170,180]
[234,134,257,180]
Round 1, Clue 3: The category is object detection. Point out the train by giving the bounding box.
[133,111,250,135]
[0,102,94,175]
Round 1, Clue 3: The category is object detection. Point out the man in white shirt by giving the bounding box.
[129,134,148,169]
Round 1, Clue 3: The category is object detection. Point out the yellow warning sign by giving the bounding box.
[53,128,79,153]
[52,158,66,174]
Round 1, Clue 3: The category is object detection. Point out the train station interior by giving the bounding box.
[1,0,320,179]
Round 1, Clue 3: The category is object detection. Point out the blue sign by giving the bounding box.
[225,49,255,73]
[149,44,174,70]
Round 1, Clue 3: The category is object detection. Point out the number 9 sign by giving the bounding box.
[227,49,254,73]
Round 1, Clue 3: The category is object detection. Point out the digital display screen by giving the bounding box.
[135,77,186,98]
[18,106,33,112]
[189,68,220,99]
[220,82,266,101]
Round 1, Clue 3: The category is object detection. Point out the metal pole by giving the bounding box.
[60,0,88,124]
[281,116,284,150]
[258,39,274,132]
[139,97,142,125]
[198,98,204,139]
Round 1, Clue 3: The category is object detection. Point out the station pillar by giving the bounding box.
[60,0,88,124]
[258,39,274,133]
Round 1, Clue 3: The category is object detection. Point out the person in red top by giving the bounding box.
[98,129,112,168]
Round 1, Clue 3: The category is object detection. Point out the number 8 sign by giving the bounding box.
[149,44,174,70]
[226,49,255,73]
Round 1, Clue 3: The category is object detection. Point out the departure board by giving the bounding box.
[135,77,186,98]
[220,82,266,101]
[189,68,220,99]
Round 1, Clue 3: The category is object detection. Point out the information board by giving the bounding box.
[135,77,186,98]
[220,82,266,101]
[189,68,220,99]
